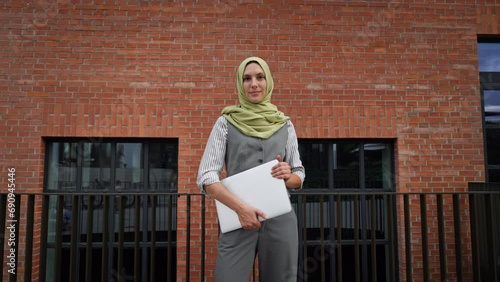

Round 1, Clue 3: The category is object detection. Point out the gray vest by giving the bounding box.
[225,122,288,176]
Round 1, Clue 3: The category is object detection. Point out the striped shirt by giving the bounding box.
[197,116,305,194]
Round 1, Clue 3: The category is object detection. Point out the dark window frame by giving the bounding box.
[478,38,500,182]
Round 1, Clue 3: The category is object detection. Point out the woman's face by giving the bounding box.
[242,62,267,104]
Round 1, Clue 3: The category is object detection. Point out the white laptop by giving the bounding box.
[215,159,292,233]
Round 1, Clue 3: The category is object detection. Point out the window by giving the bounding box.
[295,139,396,281]
[298,140,395,190]
[478,40,500,182]
[43,138,178,281]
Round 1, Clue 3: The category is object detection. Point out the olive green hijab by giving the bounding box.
[222,57,289,139]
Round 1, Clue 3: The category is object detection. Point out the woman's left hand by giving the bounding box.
[271,155,291,180]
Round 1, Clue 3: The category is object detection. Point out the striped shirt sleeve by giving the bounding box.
[285,121,305,188]
[197,116,228,194]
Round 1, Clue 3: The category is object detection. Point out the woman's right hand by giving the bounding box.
[236,204,267,229]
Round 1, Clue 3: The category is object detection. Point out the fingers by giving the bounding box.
[255,209,267,220]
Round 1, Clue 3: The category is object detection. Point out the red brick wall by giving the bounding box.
[1,0,498,281]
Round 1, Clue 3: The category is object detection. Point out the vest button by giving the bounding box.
[258,159,263,163]
[258,148,263,152]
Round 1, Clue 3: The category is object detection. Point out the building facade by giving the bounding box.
[1,0,500,281]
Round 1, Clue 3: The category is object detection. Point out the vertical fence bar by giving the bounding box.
[24,195,35,282]
[387,194,395,282]
[420,194,429,282]
[468,192,480,281]
[150,195,157,282]
[54,195,64,282]
[404,194,412,282]
[167,195,173,282]
[69,195,79,282]
[117,196,125,282]
[453,194,463,282]
[354,195,360,282]
[39,195,49,282]
[437,194,447,281]
[134,195,141,282]
[86,195,95,282]
[319,195,325,282]
[336,194,342,282]
[186,195,191,281]
[370,195,377,282]
[328,195,335,282]
[483,193,498,282]
[101,195,109,282]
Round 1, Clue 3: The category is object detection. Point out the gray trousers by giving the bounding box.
[215,210,298,282]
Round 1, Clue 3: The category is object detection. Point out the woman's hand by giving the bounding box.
[272,155,302,189]
[235,204,267,230]
[272,155,292,180]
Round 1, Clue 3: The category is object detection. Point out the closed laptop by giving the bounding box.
[215,160,292,233]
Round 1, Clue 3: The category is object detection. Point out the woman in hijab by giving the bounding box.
[197,57,305,282]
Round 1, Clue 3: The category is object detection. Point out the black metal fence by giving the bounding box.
[0,187,499,282]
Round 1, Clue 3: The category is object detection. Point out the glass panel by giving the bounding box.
[478,43,500,72]
[333,143,360,188]
[484,90,500,124]
[116,143,143,190]
[364,143,393,189]
[149,143,178,191]
[81,142,111,191]
[488,169,500,183]
[46,142,78,190]
[486,129,500,165]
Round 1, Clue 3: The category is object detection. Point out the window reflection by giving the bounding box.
[478,43,500,71]
[149,143,178,191]
[486,129,500,165]
[82,143,111,190]
[116,143,143,190]
[47,142,78,190]
[333,143,360,188]
[364,143,393,189]
[484,90,500,124]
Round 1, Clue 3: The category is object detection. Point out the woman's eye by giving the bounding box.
[243,76,251,81]
[257,75,265,80]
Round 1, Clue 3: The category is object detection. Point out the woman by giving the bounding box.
[197,57,305,282]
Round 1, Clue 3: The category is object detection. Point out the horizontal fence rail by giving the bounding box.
[0,188,499,281]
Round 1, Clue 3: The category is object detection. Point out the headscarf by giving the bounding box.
[221,57,289,139]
